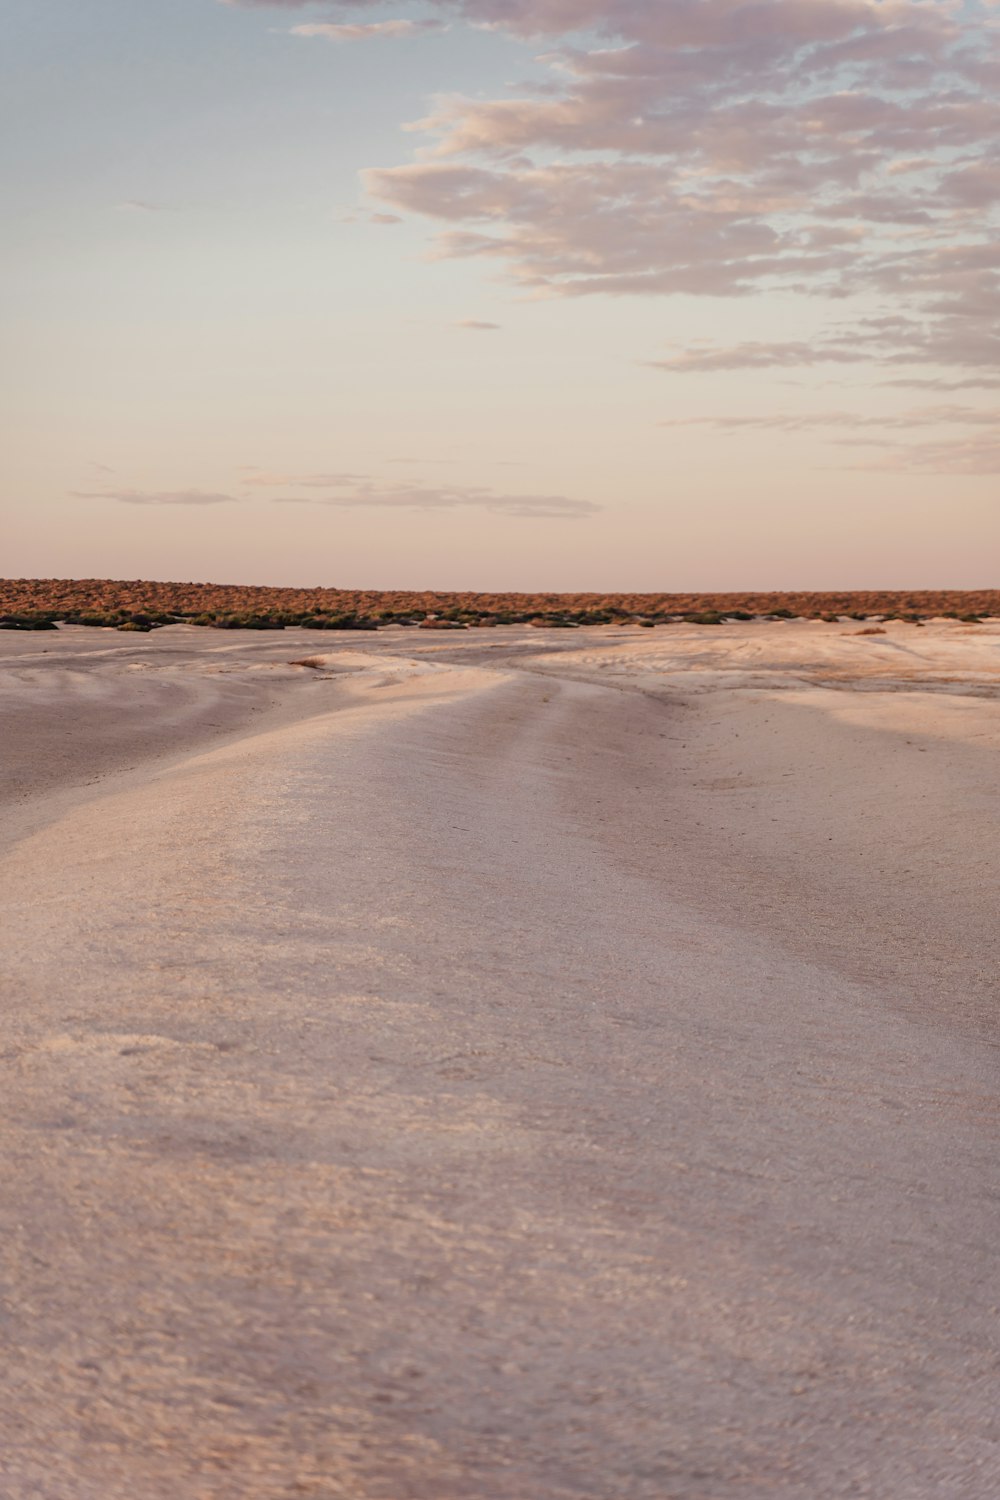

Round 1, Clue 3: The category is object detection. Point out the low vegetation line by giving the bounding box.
[0,580,995,632]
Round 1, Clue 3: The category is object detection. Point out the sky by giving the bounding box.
[2,0,999,590]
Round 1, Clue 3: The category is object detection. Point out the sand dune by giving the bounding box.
[552,621,999,690]
[0,622,997,1498]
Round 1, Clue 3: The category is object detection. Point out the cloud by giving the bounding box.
[221,0,1000,381]
[456,318,501,330]
[289,19,442,41]
[350,0,1000,381]
[648,340,861,374]
[882,376,1000,392]
[366,158,846,302]
[238,468,366,486]
[75,489,239,506]
[660,405,1000,433]
[658,400,1000,471]
[271,477,598,517]
[840,434,1000,475]
[115,200,166,213]
[648,305,1000,374]
[241,466,594,514]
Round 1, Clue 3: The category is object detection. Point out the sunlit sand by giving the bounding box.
[1,620,997,1497]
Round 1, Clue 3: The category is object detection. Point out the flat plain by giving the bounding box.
[1,619,998,1499]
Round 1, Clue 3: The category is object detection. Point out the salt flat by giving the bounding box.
[0,620,997,1498]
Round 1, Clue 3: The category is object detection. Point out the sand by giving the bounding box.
[0,620,997,1498]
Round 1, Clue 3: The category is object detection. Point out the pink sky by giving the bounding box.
[4,0,998,587]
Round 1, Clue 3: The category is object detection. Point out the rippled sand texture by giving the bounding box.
[1,620,998,1499]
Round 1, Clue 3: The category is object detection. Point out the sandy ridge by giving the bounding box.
[0,623,997,1498]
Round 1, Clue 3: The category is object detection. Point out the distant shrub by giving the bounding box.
[302,614,377,630]
[0,614,57,630]
[210,614,287,630]
[4,583,998,633]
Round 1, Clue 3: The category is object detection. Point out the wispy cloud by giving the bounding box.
[75,489,239,506]
[349,0,1000,383]
[840,434,1000,475]
[221,0,1000,383]
[655,401,1000,473]
[456,318,501,330]
[115,200,167,213]
[239,468,366,487]
[289,19,444,42]
[269,476,598,517]
[646,305,1000,373]
[883,376,1000,393]
[235,467,595,515]
[661,405,1000,433]
[648,341,861,374]
[660,402,1000,471]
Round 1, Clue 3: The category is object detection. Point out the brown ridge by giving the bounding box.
[1,578,997,625]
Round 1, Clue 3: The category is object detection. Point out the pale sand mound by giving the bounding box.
[0,621,997,1499]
